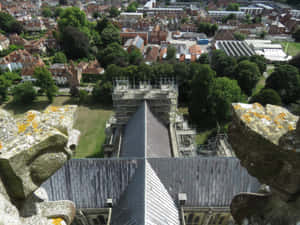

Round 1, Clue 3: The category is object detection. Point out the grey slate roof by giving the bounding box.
[43,158,260,209]
[121,101,172,158]
[111,160,180,225]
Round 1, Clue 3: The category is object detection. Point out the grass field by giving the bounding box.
[252,76,266,96]
[280,42,300,56]
[1,96,113,158]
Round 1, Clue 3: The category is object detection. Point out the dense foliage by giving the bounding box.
[12,82,37,104]
[34,67,58,102]
[265,64,300,104]
[0,12,23,34]
[250,88,282,106]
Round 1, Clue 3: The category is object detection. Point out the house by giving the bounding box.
[0,49,43,72]
[268,20,287,34]
[9,33,28,46]
[124,35,144,53]
[120,32,149,45]
[0,34,10,51]
[24,38,46,54]
[145,46,160,63]
[49,63,82,87]
[22,17,46,32]
[81,60,104,75]
[149,25,168,44]
[189,44,202,59]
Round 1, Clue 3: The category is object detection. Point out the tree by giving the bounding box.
[0,12,23,34]
[109,7,120,18]
[95,17,109,34]
[234,32,246,41]
[42,7,53,18]
[78,89,88,104]
[0,76,11,102]
[197,22,218,37]
[174,62,191,103]
[289,53,300,72]
[53,52,67,64]
[166,46,176,61]
[2,71,21,83]
[92,81,112,104]
[265,64,300,104]
[126,2,138,12]
[293,27,300,42]
[250,88,282,106]
[211,50,237,77]
[100,23,120,46]
[249,55,267,74]
[209,77,245,123]
[60,26,90,59]
[188,64,216,127]
[98,43,129,68]
[91,12,99,19]
[54,7,64,18]
[129,48,143,65]
[198,53,209,64]
[58,7,88,31]
[234,60,261,96]
[226,3,240,11]
[34,67,58,102]
[12,82,36,105]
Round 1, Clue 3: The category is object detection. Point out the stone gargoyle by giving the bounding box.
[0,105,80,225]
[228,103,300,225]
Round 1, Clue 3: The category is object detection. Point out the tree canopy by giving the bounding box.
[189,64,216,127]
[197,22,218,37]
[60,26,90,59]
[98,43,129,68]
[126,2,138,12]
[109,7,120,18]
[233,60,261,96]
[58,7,88,31]
[34,67,58,102]
[265,64,300,104]
[100,23,120,46]
[293,27,300,42]
[12,82,37,105]
[226,3,240,11]
[0,12,23,34]
[53,52,67,64]
[0,76,11,102]
[250,88,282,106]
[166,46,176,61]
[211,50,237,77]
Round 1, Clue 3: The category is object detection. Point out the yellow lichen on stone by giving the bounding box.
[253,103,263,109]
[26,112,36,122]
[234,104,242,110]
[51,218,64,225]
[288,124,295,131]
[276,113,286,120]
[0,141,2,150]
[242,114,252,123]
[18,123,29,134]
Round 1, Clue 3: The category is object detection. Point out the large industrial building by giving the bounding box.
[215,39,292,62]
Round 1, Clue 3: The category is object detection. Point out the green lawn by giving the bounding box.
[195,129,215,145]
[279,42,300,56]
[1,96,113,158]
[252,76,266,96]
